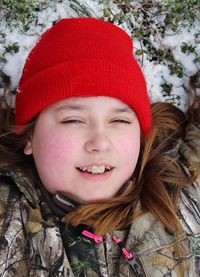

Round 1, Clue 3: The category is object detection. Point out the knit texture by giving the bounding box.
[15,17,151,134]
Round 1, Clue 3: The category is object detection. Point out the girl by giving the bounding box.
[0,17,200,277]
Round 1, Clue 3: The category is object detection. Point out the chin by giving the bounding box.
[82,193,115,203]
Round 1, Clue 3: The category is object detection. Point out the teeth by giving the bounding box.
[79,165,111,174]
[90,166,105,174]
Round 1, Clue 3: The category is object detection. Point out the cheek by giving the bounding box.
[121,136,140,164]
[31,128,79,171]
[117,127,140,173]
[31,129,81,193]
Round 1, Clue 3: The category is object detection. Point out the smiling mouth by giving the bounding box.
[76,166,114,175]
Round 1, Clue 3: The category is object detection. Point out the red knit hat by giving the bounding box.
[15,17,151,134]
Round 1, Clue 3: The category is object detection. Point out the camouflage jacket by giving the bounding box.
[0,103,200,276]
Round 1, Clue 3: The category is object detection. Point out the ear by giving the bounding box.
[24,139,33,155]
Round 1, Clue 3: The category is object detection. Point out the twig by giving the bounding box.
[139,40,144,66]
[0,5,23,23]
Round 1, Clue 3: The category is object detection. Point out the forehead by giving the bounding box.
[46,96,134,113]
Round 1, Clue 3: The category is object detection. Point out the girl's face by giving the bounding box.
[24,97,141,202]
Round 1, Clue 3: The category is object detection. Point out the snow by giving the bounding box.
[163,24,200,75]
[1,0,199,111]
[3,33,38,88]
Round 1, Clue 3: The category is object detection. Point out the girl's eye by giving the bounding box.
[61,119,84,124]
[111,119,131,124]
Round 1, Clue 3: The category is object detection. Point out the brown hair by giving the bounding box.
[0,90,37,176]
[0,89,195,236]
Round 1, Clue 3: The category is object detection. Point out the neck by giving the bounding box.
[53,192,80,214]
[38,181,80,218]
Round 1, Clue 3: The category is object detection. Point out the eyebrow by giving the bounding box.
[55,105,88,112]
[112,107,133,113]
[54,105,133,113]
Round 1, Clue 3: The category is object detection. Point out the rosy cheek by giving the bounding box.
[120,132,140,153]
[32,132,79,190]
[118,130,140,172]
[41,135,78,162]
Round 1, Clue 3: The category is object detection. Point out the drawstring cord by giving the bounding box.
[82,229,145,277]
[112,236,133,260]
[81,230,133,260]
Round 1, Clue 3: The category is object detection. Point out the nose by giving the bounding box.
[84,131,111,153]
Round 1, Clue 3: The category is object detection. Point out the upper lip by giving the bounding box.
[76,163,114,168]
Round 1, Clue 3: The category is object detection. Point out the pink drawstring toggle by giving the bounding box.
[122,248,133,260]
[112,236,133,260]
[112,236,121,244]
[82,230,103,243]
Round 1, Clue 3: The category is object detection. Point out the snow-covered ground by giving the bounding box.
[1,0,200,111]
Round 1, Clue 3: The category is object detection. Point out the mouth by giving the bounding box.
[76,165,114,175]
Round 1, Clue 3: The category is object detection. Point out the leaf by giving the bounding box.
[135,49,143,56]
[103,8,111,17]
